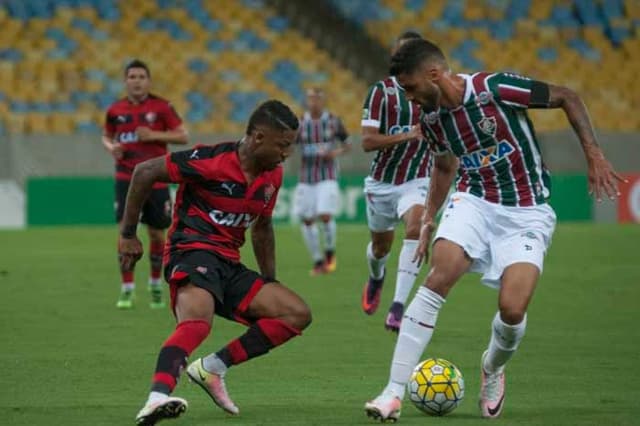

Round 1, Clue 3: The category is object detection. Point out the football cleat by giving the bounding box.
[149,286,166,309]
[135,396,187,425]
[364,393,402,423]
[384,302,404,333]
[324,252,337,273]
[479,350,506,418]
[310,260,327,276]
[361,271,385,315]
[186,358,239,415]
[116,290,134,309]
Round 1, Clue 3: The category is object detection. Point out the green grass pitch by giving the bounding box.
[0,223,639,425]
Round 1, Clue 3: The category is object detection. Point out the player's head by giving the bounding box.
[245,100,299,170]
[306,87,325,115]
[390,38,448,112]
[124,59,151,100]
[391,30,422,56]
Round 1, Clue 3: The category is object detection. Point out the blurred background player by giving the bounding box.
[102,59,188,309]
[118,100,312,425]
[365,38,625,422]
[293,87,350,275]
[360,31,432,332]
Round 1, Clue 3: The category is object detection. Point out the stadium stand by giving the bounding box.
[328,0,640,131]
[0,0,638,135]
[0,0,366,135]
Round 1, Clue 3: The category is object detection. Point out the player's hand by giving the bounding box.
[406,124,423,141]
[321,149,338,160]
[587,148,627,202]
[413,219,436,267]
[135,126,156,141]
[118,235,143,270]
[109,143,124,160]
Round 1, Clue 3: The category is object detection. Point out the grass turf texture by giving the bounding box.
[0,224,639,425]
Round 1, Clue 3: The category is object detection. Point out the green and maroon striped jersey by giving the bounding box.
[422,72,551,207]
[362,76,430,185]
[296,110,349,183]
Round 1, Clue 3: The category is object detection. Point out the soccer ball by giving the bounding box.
[407,358,465,416]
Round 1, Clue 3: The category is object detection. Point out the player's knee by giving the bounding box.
[285,301,312,330]
[318,214,331,223]
[371,241,391,258]
[404,222,421,240]
[424,267,454,298]
[302,219,315,226]
[498,305,526,325]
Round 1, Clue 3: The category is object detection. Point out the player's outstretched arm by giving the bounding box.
[119,157,172,270]
[361,125,421,152]
[251,215,276,282]
[413,152,458,266]
[544,84,626,201]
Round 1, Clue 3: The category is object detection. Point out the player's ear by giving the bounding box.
[253,128,265,144]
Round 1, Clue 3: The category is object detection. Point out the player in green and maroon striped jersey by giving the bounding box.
[360,31,432,334]
[365,39,625,422]
[293,87,350,276]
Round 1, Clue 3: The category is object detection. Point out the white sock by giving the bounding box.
[322,219,337,251]
[393,239,420,305]
[385,287,445,399]
[122,282,134,292]
[149,278,162,287]
[367,242,388,280]
[202,353,228,375]
[147,390,168,404]
[483,312,527,374]
[300,223,323,262]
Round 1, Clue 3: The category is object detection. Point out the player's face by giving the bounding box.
[253,126,297,170]
[306,91,324,114]
[397,63,441,112]
[125,67,151,99]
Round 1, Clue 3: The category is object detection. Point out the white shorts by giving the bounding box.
[292,180,340,219]
[364,176,429,232]
[435,192,557,288]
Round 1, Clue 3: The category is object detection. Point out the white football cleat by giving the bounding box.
[135,396,187,425]
[479,350,506,418]
[364,392,402,422]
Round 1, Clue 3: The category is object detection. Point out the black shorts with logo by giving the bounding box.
[165,250,267,324]
[115,179,172,229]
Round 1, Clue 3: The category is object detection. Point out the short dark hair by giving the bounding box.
[397,30,422,42]
[390,39,447,76]
[125,59,151,78]
[246,100,299,134]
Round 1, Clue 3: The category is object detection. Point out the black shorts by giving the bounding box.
[165,250,267,324]
[115,180,172,229]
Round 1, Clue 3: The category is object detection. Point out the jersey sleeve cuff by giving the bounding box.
[361,119,380,128]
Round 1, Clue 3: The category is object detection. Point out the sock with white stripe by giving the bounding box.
[483,311,527,373]
[301,223,323,263]
[366,242,388,280]
[385,287,445,399]
[393,239,421,305]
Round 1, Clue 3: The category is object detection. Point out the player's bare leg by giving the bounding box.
[363,230,394,314]
[147,226,166,308]
[480,263,538,418]
[385,204,424,332]
[137,285,214,424]
[117,220,136,309]
[366,239,470,422]
[193,283,311,414]
[319,213,337,272]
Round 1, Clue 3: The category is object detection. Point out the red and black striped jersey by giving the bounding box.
[164,142,282,263]
[104,94,182,188]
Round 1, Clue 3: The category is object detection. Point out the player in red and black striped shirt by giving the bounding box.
[118,100,311,425]
[102,59,188,310]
